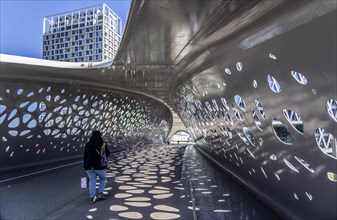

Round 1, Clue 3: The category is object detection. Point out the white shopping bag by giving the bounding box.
[81,177,88,188]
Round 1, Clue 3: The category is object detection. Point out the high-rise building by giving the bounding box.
[42,4,122,62]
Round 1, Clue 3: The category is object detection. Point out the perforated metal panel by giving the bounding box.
[0,80,172,171]
[172,7,337,219]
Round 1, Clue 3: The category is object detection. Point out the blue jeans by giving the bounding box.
[86,169,107,198]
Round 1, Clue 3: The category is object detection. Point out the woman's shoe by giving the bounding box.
[97,193,106,200]
[90,196,97,204]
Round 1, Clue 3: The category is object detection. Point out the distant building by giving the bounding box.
[42,4,122,62]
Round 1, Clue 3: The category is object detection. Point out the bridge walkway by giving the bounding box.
[0,145,279,220]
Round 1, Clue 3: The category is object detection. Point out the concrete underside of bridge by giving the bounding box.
[0,0,336,219]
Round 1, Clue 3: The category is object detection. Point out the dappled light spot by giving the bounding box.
[124,202,152,207]
[135,178,149,181]
[89,208,97,212]
[133,173,147,177]
[195,188,208,191]
[119,185,137,190]
[86,215,93,219]
[161,177,171,182]
[153,194,173,199]
[154,205,179,212]
[125,197,151,202]
[107,173,116,178]
[214,210,231,213]
[140,180,158,184]
[149,190,169,194]
[174,187,184,190]
[115,193,133,199]
[110,205,129,211]
[133,184,152,188]
[118,212,143,219]
[144,176,157,179]
[150,212,180,220]
[126,189,145,194]
[154,186,169,190]
[188,206,200,211]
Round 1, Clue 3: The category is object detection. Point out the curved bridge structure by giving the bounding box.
[0,1,336,219]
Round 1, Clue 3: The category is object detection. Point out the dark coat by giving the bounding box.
[83,141,111,170]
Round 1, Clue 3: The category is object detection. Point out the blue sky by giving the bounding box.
[0,0,131,58]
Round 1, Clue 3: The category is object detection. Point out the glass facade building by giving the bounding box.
[42,4,122,62]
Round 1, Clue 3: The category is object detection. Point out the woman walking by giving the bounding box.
[83,130,111,204]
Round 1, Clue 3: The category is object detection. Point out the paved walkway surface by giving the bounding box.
[0,145,279,220]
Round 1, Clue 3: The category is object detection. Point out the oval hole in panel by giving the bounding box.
[314,128,336,159]
[283,109,304,134]
[327,172,337,182]
[27,119,37,128]
[20,130,31,136]
[234,95,246,112]
[253,80,257,88]
[243,127,255,146]
[326,99,337,122]
[39,102,47,111]
[27,92,34,97]
[44,129,51,135]
[205,102,213,112]
[267,75,281,93]
[45,119,54,128]
[23,114,32,123]
[55,116,62,124]
[54,95,60,103]
[8,117,20,128]
[291,71,307,85]
[221,98,229,110]
[0,105,6,114]
[60,107,68,115]
[17,89,23,95]
[0,114,7,124]
[28,102,38,112]
[9,130,18,136]
[19,101,30,108]
[224,111,233,125]
[92,101,98,108]
[52,129,60,136]
[269,53,277,60]
[224,68,231,75]
[294,156,314,173]
[272,118,293,145]
[252,110,263,131]
[236,129,249,145]
[60,99,66,104]
[255,100,266,119]
[236,62,243,71]
[8,109,17,121]
[232,105,243,121]
[212,99,219,111]
[284,159,299,173]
